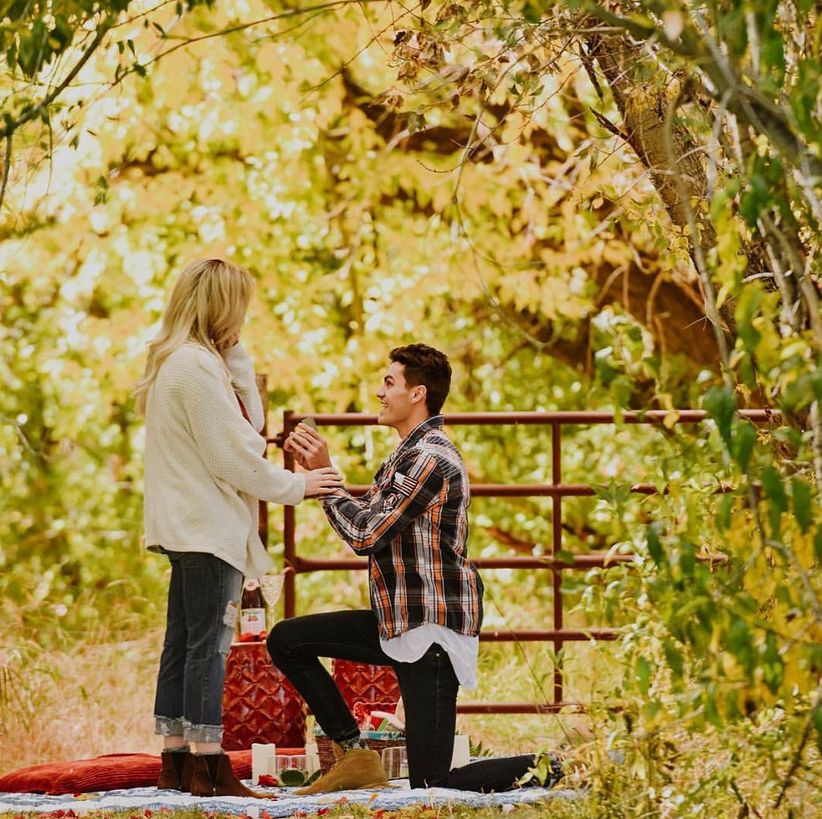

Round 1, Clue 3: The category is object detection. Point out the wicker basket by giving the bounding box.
[315,729,406,774]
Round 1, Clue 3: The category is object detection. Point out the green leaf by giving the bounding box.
[782,374,814,413]
[735,286,763,353]
[792,60,822,139]
[279,767,306,787]
[407,111,426,134]
[718,6,747,55]
[636,655,651,695]
[715,493,733,530]
[555,549,575,565]
[704,690,722,727]
[663,640,683,677]
[51,15,73,52]
[731,421,756,471]
[522,1,543,24]
[814,704,822,754]
[761,31,784,83]
[740,174,768,226]
[762,466,787,512]
[609,375,633,411]
[763,466,786,537]
[704,386,736,446]
[761,631,783,693]
[678,538,697,577]
[727,618,755,676]
[647,523,663,564]
[791,478,813,533]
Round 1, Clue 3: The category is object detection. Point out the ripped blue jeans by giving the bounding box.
[153,550,242,744]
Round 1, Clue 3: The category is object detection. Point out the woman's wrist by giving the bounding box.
[221,343,254,380]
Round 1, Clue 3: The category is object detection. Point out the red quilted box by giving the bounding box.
[222,641,306,750]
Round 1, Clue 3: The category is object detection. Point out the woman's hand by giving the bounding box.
[218,332,240,351]
[303,466,344,498]
[286,423,332,469]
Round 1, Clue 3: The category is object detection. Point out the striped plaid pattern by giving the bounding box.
[320,416,484,640]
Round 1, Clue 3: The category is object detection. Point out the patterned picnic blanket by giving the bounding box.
[0,782,577,816]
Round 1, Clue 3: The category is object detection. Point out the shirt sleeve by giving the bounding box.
[221,343,265,432]
[319,451,443,556]
[174,349,305,505]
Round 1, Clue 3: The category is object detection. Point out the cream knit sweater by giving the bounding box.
[143,342,305,577]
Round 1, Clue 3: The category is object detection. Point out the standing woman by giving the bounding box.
[135,258,341,797]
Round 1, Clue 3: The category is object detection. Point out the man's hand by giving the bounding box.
[286,423,333,469]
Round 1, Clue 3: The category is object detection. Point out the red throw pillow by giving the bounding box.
[0,750,253,795]
[51,754,161,794]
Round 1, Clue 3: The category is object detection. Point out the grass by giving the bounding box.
[4,807,591,819]
[0,628,613,775]
[0,626,160,774]
[2,602,821,816]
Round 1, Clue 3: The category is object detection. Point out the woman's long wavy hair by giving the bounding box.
[135,258,255,415]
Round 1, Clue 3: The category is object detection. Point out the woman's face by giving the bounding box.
[212,302,248,350]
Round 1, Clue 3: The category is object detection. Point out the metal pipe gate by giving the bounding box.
[262,406,777,716]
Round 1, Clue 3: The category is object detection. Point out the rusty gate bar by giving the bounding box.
[551,422,563,705]
[290,555,635,571]
[268,407,777,715]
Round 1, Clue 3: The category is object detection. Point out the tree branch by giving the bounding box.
[0,134,12,215]
[0,22,110,141]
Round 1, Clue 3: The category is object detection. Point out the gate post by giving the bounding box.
[551,421,563,705]
[282,410,297,618]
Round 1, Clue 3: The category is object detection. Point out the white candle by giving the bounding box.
[251,743,276,784]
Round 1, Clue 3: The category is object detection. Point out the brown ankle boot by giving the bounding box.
[158,749,193,791]
[189,752,266,798]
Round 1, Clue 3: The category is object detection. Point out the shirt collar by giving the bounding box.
[396,415,444,455]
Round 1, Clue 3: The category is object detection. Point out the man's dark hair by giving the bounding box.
[389,344,452,416]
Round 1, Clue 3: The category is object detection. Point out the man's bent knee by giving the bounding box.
[265,619,294,663]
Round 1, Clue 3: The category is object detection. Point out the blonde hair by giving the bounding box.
[135,258,255,414]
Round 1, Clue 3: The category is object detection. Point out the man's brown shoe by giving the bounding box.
[295,743,388,795]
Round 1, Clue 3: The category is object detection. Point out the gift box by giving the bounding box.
[332,659,400,710]
[222,641,306,750]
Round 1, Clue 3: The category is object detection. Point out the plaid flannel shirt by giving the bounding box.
[320,416,484,640]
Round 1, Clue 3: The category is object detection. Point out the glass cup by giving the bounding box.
[380,746,408,779]
[270,754,312,787]
[260,574,285,608]
[272,754,308,777]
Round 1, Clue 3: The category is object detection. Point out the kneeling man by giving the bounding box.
[268,344,559,793]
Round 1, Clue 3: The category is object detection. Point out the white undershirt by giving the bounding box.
[380,625,478,690]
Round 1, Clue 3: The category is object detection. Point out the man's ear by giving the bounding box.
[412,385,427,405]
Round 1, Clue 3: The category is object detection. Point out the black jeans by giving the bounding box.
[267,609,541,791]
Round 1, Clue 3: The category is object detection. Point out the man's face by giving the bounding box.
[376,361,422,428]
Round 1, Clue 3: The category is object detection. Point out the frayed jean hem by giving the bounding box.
[183,722,223,744]
[154,716,222,744]
[154,715,185,736]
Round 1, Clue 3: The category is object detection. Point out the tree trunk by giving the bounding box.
[338,65,721,372]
